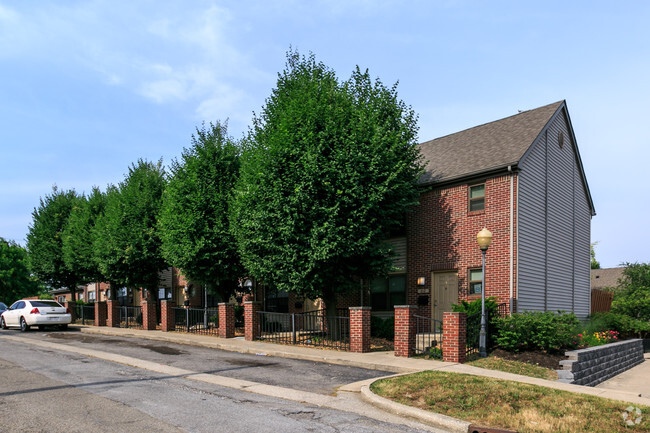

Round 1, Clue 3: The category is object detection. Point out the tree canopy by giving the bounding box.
[611,262,650,322]
[94,160,167,293]
[159,121,243,300]
[26,186,82,300]
[231,50,424,313]
[62,187,106,285]
[0,238,41,302]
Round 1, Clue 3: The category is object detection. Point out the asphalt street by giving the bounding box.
[0,329,447,433]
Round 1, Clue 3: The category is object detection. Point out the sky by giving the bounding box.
[1,0,648,269]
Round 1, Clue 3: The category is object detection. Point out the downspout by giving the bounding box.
[508,165,514,315]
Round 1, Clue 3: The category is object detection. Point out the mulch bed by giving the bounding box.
[489,348,566,370]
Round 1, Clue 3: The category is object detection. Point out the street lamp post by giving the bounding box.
[476,228,493,358]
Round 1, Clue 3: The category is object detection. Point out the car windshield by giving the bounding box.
[30,300,63,308]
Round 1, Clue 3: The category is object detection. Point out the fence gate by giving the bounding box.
[256,309,350,351]
[414,315,443,359]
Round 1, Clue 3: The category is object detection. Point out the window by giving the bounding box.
[469,268,483,295]
[88,290,96,302]
[370,275,406,311]
[469,184,485,212]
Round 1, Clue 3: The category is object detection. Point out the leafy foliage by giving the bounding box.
[452,297,501,348]
[590,242,600,269]
[495,311,580,353]
[371,315,395,341]
[94,160,167,291]
[611,262,650,325]
[62,187,106,284]
[231,50,423,313]
[0,238,41,302]
[588,312,650,339]
[26,186,82,299]
[159,121,242,301]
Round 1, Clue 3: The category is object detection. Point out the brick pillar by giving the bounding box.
[141,301,157,330]
[65,300,77,322]
[349,306,371,353]
[160,300,175,332]
[394,305,418,357]
[219,303,235,338]
[244,301,261,341]
[443,312,467,363]
[95,302,107,326]
[106,300,120,328]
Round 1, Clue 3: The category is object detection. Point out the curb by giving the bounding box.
[360,379,470,433]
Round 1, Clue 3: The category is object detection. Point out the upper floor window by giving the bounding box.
[469,184,485,212]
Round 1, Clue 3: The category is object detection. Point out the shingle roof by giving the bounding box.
[418,101,564,185]
[591,267,626,290]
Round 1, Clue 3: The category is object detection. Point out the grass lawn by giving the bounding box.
[467,356,559,380]
[371,371,649,433]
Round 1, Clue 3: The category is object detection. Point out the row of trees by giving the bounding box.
[23,50,424,309]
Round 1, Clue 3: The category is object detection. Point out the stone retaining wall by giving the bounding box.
[557,339,644,386]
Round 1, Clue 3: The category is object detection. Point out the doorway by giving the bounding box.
[431,271,458,322]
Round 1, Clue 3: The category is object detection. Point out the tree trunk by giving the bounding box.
[69,285,77,303]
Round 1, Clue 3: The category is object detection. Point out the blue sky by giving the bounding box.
[1,1,648,268]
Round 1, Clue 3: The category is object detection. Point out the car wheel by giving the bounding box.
[59,324,68,331]
[0,317,6,330]
[20,317,30,332]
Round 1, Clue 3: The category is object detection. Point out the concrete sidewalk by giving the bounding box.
[73,324,650,407]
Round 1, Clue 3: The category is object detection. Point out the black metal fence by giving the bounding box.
[257,309,350,351]
[414,315,443,359]
[74,304,95,325]
[465,303,509,357]
[119,306,143,329]
[173,307,219,336]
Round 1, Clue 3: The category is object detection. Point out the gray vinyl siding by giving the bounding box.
[159,267,173,289]
[517,110,591,318]
[388,237,407,272]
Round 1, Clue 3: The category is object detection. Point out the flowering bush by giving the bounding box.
[575,330,619,347]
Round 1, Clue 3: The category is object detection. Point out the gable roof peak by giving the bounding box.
[418,101,564,185]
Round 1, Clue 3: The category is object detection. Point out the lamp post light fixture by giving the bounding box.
[476,227,493,358]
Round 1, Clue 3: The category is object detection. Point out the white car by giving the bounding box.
[0,299,71,331]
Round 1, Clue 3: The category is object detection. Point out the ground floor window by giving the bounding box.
[88,290,96,302]
[469,268,483,295]
[370,274,406,311]
[265,287,289,313]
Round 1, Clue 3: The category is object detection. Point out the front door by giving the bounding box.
[432,271,458,322]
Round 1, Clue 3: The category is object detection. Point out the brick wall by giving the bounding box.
[442,311,466,363]
[141,301,157,330]
[160,300,175,332]
[94,302,107,326]
[406,175,517,315]
[218,303,235,338]
[394,305,417,357]
[244,301,261,341]
[349,307,371,353]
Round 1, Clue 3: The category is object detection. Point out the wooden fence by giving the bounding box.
[591,289,613,313]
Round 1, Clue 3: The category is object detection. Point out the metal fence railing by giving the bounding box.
[465,303,508,357]
[74,304,96,325]
[257,309,350,351]
[414,315,443,359]
[119,305,143,329]
[172,307,219,336]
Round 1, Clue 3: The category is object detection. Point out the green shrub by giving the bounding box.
[371,316,395,341]
[495,311,580,353]
[452,297,501,348]
[586,312,650,339]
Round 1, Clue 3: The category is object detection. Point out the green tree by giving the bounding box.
[159,121,242,301]
[590,241,600,269]
[62,187,107,285]
[26,186,82,301]
[611,262,650,322]
[94,160,167,296]
[231,51,423,316]
[0,238,41,302]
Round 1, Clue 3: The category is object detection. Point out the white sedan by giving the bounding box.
[0,299,71,331]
